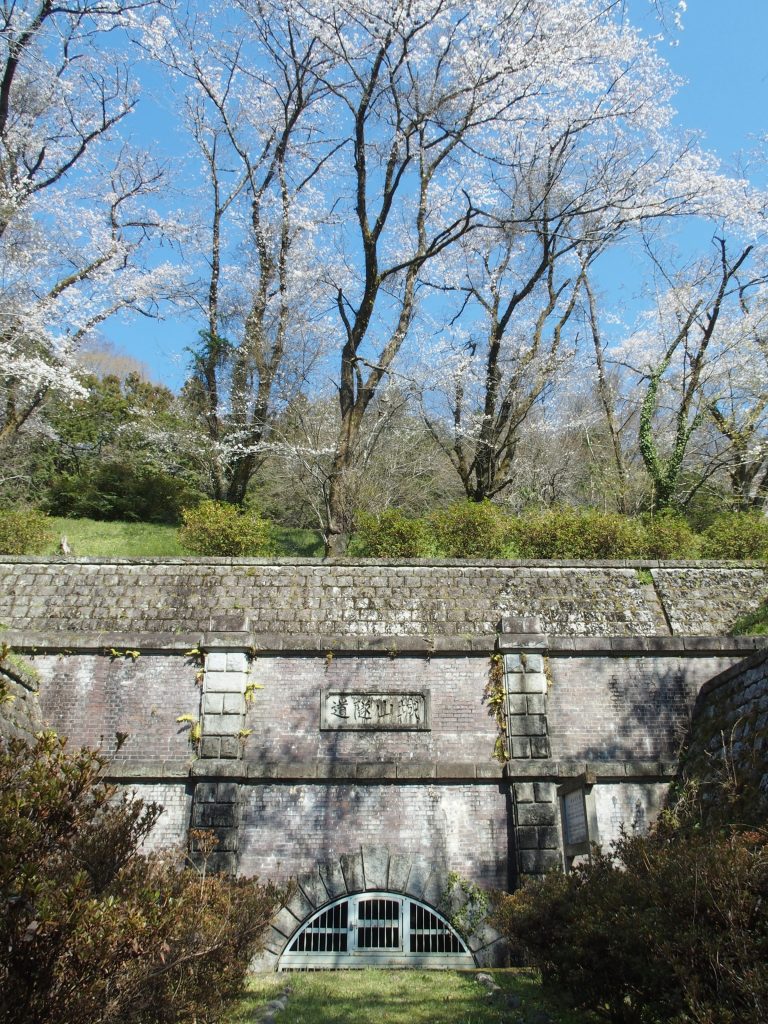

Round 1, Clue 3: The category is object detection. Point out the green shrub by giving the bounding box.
[638,512,700,559]
[510,507,644,559]
[179,499,275,556]
[700,512,768,560]
[353,509,433,557]
[492,803,768,1024]
[0,508,52,554]
[45,463,204,525]
[0,732,285,1024]
[429,501,513,558]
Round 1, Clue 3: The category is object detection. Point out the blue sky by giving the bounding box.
[103,1,768,390]
[663,1,767,167]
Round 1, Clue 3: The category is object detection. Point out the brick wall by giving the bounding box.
[547,654,740,762]
[236,781,509,891]
[33,653,200,763]
[125,781,194,854]
[243,654,497,766]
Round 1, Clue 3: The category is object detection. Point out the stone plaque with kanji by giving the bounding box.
[320,690,430,731]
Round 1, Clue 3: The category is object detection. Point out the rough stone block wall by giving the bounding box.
[680,650,768,822]
[546,654,740,763]
[0,664,42,740]
[652,568,768,636]
[2,558,767,641]
[236,781,509,891]
[0,682,40,740]
[32,653,200,763]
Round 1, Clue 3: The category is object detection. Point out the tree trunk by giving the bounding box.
[324,418,358,556]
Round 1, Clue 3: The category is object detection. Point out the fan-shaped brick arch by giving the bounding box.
[252,846,507,971]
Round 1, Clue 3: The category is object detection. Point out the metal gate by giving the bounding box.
[278,892,475,969]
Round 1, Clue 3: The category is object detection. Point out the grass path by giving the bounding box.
[226,969,595,1024]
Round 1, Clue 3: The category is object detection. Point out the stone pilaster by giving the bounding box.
[189,780,241,874]
[200,650,250,759]
[502,652,551,759]
[189,648,251,873]
[500,623,560,880]
[512,780,561,878]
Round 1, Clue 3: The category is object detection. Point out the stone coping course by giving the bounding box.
[3,630,764,654]
[3,556,766,567]
[105,757,678,782]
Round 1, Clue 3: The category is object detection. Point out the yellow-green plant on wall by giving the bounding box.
[106,648,140,661]
[183,647,205,685]
[244,682,263,705]
[176,714,202,746]
[484,652,508,763]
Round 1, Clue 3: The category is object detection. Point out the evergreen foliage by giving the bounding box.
[352,504,766,561]
[428,502,513,558]
[700,512,768,560]
[0,733,284,1024]
[491,787,768,1024]
[353,510,434,557]
[508,507,645,559]
[46,464,204,525]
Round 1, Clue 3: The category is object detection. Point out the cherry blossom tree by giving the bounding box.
[157,1,335,503]
[608,233,768,512]
[296,0,502,552]
[279,0,704,551]
[413,0,721,506]
[705,280,768,510]
[0,1,180,444]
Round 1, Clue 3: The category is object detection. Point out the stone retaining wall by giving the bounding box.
[679,649,768,823]
[2,558,767,640]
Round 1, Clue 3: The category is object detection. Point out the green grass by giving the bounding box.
[731,598,768,636]
[43,516,186,557]
[272,525,325,557]
[37,516,324,558]
[225,969,595,1024]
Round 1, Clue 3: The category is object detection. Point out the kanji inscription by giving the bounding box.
[320,690,430,731]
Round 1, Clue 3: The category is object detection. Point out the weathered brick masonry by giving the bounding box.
[1,557,767,968]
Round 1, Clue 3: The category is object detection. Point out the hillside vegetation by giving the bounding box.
[1,505,766,563]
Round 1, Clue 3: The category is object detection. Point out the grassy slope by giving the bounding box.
[40,516,324,558]
[227,969,595,1024]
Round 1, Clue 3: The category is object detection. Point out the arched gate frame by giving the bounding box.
[254,847,506,972]
[279,891,474,970]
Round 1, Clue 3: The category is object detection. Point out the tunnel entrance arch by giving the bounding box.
[278,891,475,970]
